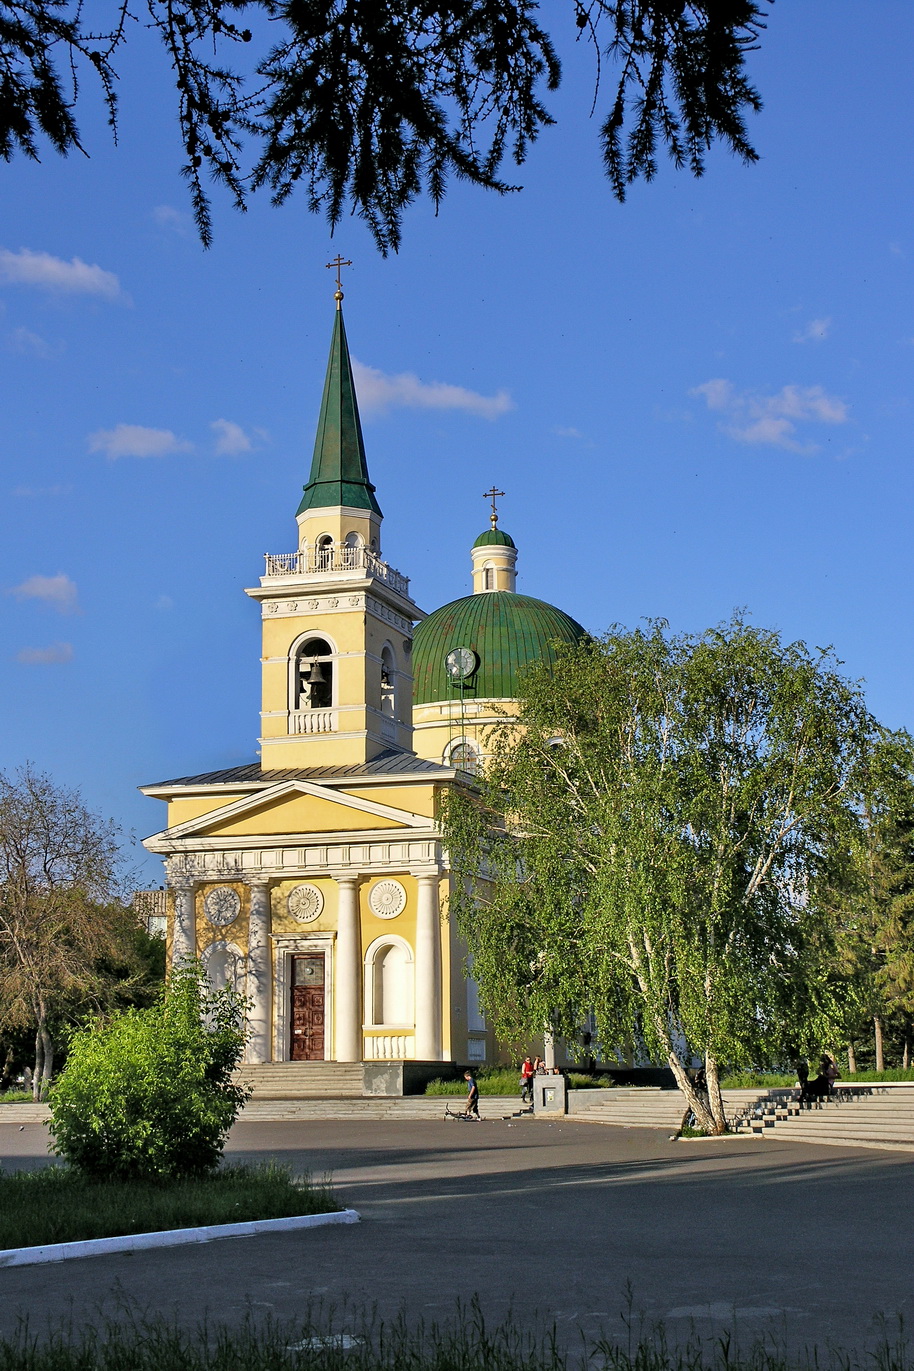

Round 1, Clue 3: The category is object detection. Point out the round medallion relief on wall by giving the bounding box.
[369,879,407,919]
[203,886,241,927]
[287,883,324,923]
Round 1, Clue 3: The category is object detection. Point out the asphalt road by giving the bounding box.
[1,1116,912,1356]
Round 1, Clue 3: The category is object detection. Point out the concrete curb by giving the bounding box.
[0,1208,360,1268]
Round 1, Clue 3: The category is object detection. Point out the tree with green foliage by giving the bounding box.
[819,732,914,1071]
[442,616,879,1134]
[0,765,158,1100]
[2,1,767,250]
[49,964,249,1179]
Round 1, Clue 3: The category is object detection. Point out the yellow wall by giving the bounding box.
[199,793,406,837]
[166,795,252,829]
[194,881,250,957]
[342,784,437,817]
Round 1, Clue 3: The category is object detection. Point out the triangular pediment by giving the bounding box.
[154,779,430,843]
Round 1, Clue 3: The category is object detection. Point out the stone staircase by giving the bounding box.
[730,1083,914,1152]
[567,1086,770,1130]
[240,1096,503,1122]
[235,1062,366,1099]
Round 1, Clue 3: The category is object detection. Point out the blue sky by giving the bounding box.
[2,4,913,883]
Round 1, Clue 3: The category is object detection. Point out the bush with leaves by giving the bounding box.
[49,966,249,1179]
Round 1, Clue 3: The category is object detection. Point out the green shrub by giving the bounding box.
[49,965,249,1179]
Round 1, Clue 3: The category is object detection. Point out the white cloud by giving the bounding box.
[89,424,193,459]
[11,484,72,497]
[6,326,55,358]
[0,248,123,300]
[16,642,74,665]
[691,379,849,453]
[155,595,174,611]
[153,205,189,236]
[352,359,513,420]
[793,317,831,344]
[9,572,79,613]
[210,418,253,455]
[553,426,586,439]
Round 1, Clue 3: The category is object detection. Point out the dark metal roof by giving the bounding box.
[144,750,451,790]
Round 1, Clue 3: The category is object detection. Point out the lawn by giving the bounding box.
[0,1162,339,1250]
[721,1068,914,1088]
[424,1068,604,1095]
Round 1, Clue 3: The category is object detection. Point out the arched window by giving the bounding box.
[483,564,495,590]
[444,736,482,775]
[380,643,396,718]
[365,937,414,1027]
[295,637,333,710]
[342,531,363,570]
[315,534,334,571]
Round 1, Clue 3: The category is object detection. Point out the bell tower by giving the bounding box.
[246,279,421,768]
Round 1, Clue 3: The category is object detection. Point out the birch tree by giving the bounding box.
[0,765,136,1099]
[443,617,877,1134]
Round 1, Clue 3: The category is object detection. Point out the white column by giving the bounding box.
[414,873,442,1061]
[334,876,361,1062]
[246,879,272,1063]
[170,884,196,967]
[544,1030,556,1071]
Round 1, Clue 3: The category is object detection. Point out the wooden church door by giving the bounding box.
[290,954,326,1060]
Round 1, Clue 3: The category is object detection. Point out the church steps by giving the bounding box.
[731,1084,914,1151]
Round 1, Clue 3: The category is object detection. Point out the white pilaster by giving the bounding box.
[334,876,361,1062]
[414,873,442,1061]
[170,884,196,967]
[246,879,272,1063]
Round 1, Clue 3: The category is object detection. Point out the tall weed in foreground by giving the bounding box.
[49,965,249,1179]
[0,1301,911,1371]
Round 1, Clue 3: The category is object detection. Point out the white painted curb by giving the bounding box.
[0,1208,360,1268]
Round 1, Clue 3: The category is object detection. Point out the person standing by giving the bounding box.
[520,1056,535,1104]
[463,1070,481,1120]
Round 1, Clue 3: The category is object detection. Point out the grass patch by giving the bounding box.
[722,1067,914,1089]
[721,1072,796,1089]
[424,1069,603,1096]
[0,1162,338,1250]
[0,1090,35,1104]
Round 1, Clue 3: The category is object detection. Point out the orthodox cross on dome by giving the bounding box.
[326,254,352,308]
[483,485,505,529]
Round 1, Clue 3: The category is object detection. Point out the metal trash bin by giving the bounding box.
[534,1074,567,1114]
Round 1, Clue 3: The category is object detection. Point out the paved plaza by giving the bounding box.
[1,1117,912,1356]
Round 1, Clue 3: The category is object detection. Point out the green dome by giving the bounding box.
[472,527,516,549]
[412,592,587,706]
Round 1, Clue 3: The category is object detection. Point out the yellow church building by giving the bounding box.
[142,287,585,1080]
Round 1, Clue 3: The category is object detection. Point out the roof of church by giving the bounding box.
[472,526,516,549]
[144,750,452,790]
[412,590,587,706]
[296,307,382,517]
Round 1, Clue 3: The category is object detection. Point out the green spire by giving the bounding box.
[297,308,381,517]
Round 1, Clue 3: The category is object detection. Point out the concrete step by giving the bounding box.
[0,1104,50,1124]
[235,1063,366,1099]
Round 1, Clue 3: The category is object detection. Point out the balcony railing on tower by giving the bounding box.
[263,546,409,598]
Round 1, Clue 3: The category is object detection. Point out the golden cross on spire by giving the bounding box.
[326,254,352,308]
[484,486,505,529]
